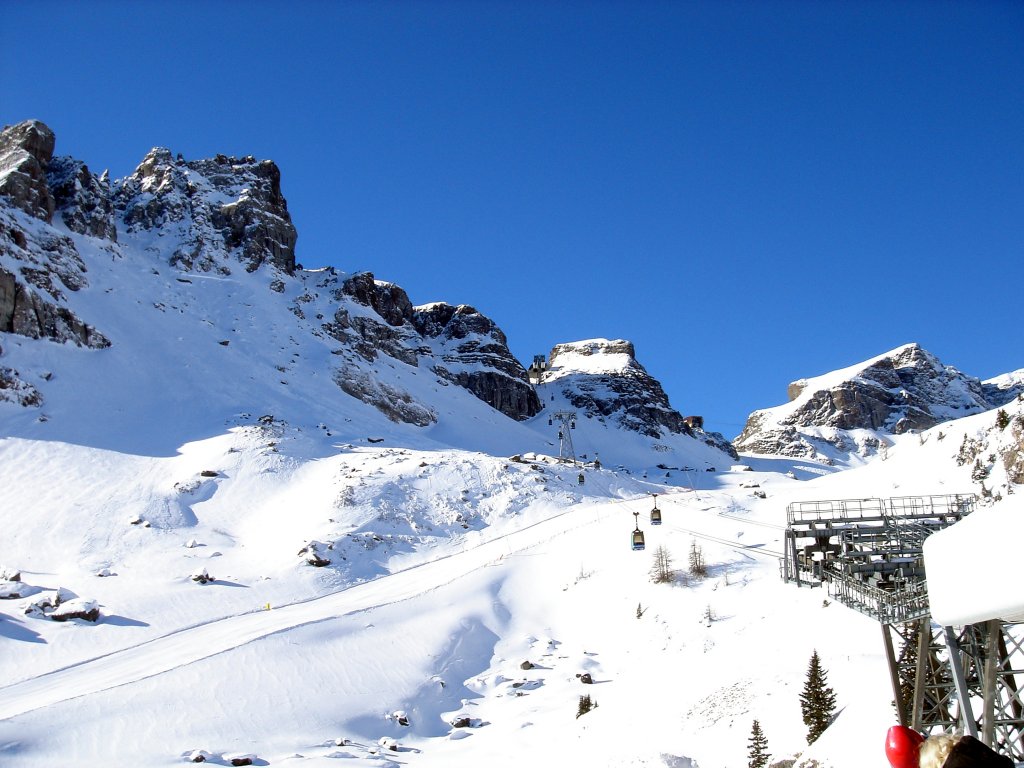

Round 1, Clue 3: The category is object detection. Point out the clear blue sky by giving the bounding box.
[4,0,1022,437]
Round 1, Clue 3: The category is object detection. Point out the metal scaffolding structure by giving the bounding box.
[548,410,578,465]
[781,494,1024,760]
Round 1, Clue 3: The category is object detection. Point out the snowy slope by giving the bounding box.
[2,123,1022,768]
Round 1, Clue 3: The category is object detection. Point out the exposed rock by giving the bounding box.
[539,339,738,458]
[49,597,100,622]
[342,272,414,326]
[0,365,43,407]
[0,266,109,348]
[297,540,332,567]
[333,364,436,426]
[983,369,1024,407]
[47,156,118,241]
[414,302,541,420]
[734,344,994,461]
[0,120,56,221]
[117,148,298,274]
[326,273,423,365]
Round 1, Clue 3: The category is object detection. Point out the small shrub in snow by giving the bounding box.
[576,693,596,718]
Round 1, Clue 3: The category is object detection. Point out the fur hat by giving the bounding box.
[918,734,1013,768]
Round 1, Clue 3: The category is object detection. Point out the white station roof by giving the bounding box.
[923,496,1024,625]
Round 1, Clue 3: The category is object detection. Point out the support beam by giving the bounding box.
[945,625,979,738]
[883,623,908,727]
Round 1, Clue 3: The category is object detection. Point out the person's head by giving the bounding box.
[919,734,959,768]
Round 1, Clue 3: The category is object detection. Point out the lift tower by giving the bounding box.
[548,411,578,465]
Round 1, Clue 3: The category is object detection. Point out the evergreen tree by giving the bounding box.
[747,719,770,768]
[800,650,837,744]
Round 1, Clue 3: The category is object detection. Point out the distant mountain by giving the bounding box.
[0,119,734,468]
[733,343,1015,463]
[536,338,738,462]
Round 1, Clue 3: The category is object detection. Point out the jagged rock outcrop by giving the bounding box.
[0,121,109,349]
[734,343,994,461]
[321,272,540,421]
[323,272,425,366]
[0,120,56,222]
[413,302,542,421]
[539,338,737,457]
[48,156,117,241]
[116,148,298,274]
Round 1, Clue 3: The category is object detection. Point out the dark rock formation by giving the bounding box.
[413,302,542,421]
[48,156,118,241]
[117,148,298,273]
[982,370,1024,408]
[0,264,108,348]
[541,339,738,457]
[734,344,994,460]
[324,272,539,421]
[0,120,56,221]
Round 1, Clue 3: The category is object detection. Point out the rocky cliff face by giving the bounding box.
[320,271,541,421]
[413,301,542,421]
[116,148,298,274]
[0,120,56,222]
[734,343,995,462]
[0,121,542,427]
[538,338,737,457]
[0,121,109,350]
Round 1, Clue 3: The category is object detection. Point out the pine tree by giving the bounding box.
[747,719,770,768]
[800,650,837,744]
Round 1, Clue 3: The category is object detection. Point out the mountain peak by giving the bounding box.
[735,343,992,463]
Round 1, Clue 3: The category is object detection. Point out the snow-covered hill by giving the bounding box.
[1,119,1022,768]
[733,343,1009,465]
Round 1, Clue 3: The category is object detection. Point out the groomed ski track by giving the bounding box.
[0,495,621,722]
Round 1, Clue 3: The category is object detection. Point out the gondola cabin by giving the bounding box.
[650,493,662,525]
[631,527,646,550]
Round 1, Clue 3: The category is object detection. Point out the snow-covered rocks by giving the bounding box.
[297,539,332,567]
[22,587,100,622]
[190,567,214,584]
[734,343,996,462]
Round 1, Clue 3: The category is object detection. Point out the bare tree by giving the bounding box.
[649,544,674,583]
[688,539,707,578]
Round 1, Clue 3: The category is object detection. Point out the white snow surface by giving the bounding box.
[0,210,1021,766]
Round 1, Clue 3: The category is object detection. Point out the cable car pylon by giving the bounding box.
[549,411,579,465]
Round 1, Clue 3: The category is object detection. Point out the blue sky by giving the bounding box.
[4,0,1022,437]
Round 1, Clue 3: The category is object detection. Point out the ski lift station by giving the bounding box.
[781,494,1023,761]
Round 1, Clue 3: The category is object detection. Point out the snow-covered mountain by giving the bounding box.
[733,343,1011,464]
[1,119,1021,768]
[0,118,729,469]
